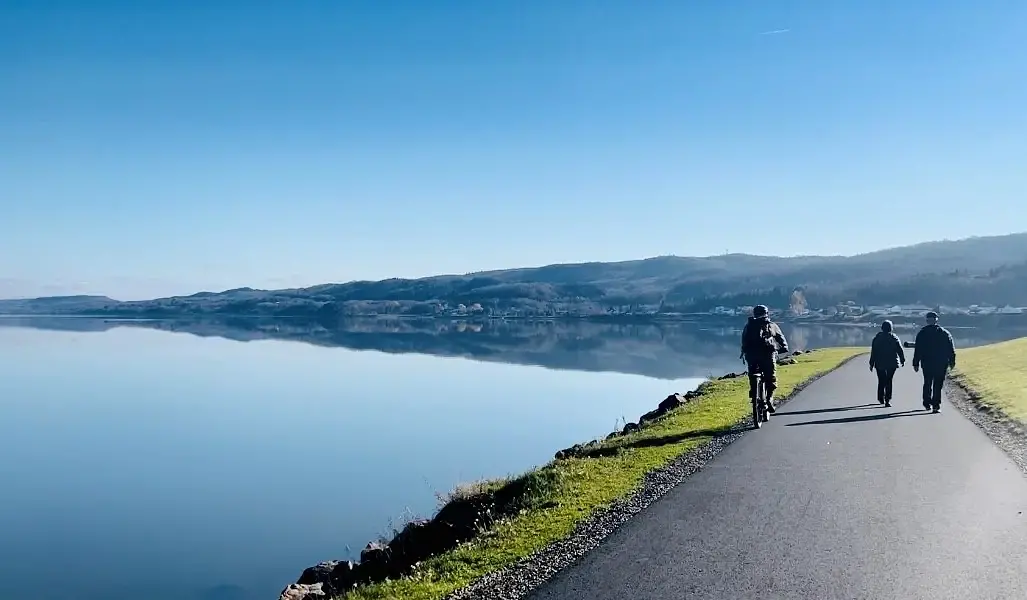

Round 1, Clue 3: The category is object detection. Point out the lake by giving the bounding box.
[1,317,1022,600]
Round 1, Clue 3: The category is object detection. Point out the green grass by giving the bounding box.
[952,337,1027,424]
[343,347,864,600]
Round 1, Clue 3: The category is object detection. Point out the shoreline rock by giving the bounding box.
[279,583,325,599]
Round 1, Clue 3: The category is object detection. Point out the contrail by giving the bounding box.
[760,28,791,35]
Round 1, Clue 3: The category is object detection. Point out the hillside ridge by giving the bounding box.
[3,233,1027,318]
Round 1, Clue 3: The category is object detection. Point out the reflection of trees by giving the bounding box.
[777,324,877,349]
[785,326,810,352]
[4,317,1025,381]
[789,289,808,316]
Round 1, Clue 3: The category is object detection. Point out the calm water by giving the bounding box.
[0,322,702,600]
[1,317,1022,600]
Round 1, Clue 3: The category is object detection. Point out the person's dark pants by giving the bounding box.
[922,367,947,409]
[747,355,778,405]
[875,367,896,404]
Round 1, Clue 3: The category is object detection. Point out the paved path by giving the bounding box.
[528,358,1027,600]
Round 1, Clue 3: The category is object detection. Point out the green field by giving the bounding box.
[953,337,1027,424]
[336,347,864,600]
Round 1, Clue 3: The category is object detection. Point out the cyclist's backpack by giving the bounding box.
[745,319,777,354]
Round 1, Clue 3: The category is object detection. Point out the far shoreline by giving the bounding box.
[0,312,1014,332]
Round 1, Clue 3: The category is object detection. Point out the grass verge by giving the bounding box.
[951,337,1027,424]
[343,347,864,600]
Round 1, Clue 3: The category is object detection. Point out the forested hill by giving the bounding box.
[3,233,1027,318]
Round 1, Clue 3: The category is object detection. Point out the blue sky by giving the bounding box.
[2,0,1026,300]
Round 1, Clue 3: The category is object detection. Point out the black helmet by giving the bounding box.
[752,305,769,318]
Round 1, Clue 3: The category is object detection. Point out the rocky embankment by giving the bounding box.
[278,351,806,600]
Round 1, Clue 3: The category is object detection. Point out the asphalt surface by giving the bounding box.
[528,358,1027,600]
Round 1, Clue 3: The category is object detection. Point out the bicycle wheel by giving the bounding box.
[751,375,762,429]
[761,378,771,422]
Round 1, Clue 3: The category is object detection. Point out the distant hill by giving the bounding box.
[3,233,1027,318]
[0,295,118,314]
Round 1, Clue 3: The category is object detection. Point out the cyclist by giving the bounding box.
[740,304,790,414]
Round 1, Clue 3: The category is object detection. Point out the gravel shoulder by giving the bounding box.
[945,375,1027,476]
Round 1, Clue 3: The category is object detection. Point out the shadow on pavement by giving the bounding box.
[580,426,737,458]
[785,408,929,427]
[775,403,879,416]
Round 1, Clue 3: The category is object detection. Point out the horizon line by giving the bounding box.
[1,231,1024,302]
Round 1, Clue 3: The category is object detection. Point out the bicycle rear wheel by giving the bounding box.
[761,378,771,422]
[751,375,762,429]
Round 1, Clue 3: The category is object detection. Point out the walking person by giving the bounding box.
[912,311,957,413]
[869,320,905,407]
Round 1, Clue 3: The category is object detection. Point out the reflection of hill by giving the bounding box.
[3,317,1024,380]
[165,318,745,379]
[0,316,130,333]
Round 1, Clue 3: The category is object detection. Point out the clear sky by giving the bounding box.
[2,0,1026,300]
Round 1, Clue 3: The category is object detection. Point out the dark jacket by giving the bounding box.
[869,331,905,371]
[740,315,789,361]
[912,324,956,372]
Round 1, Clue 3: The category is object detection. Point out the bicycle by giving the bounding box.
[741,354,771,429]
[750,365,770,429]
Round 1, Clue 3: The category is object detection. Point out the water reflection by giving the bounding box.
[2,316,1021,379]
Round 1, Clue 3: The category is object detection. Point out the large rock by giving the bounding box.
[360,541,389,564]
[658,393,685,412]
[777,356,797,366]
[555,443,585,460]
[433,494,492,542]
[555,439,603,460]
[639,408,664,424]
[355,538,398,579]
[357,541,394,581]
[388,519,455,565]
[295,560,357,596]
[278,583,326,600]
